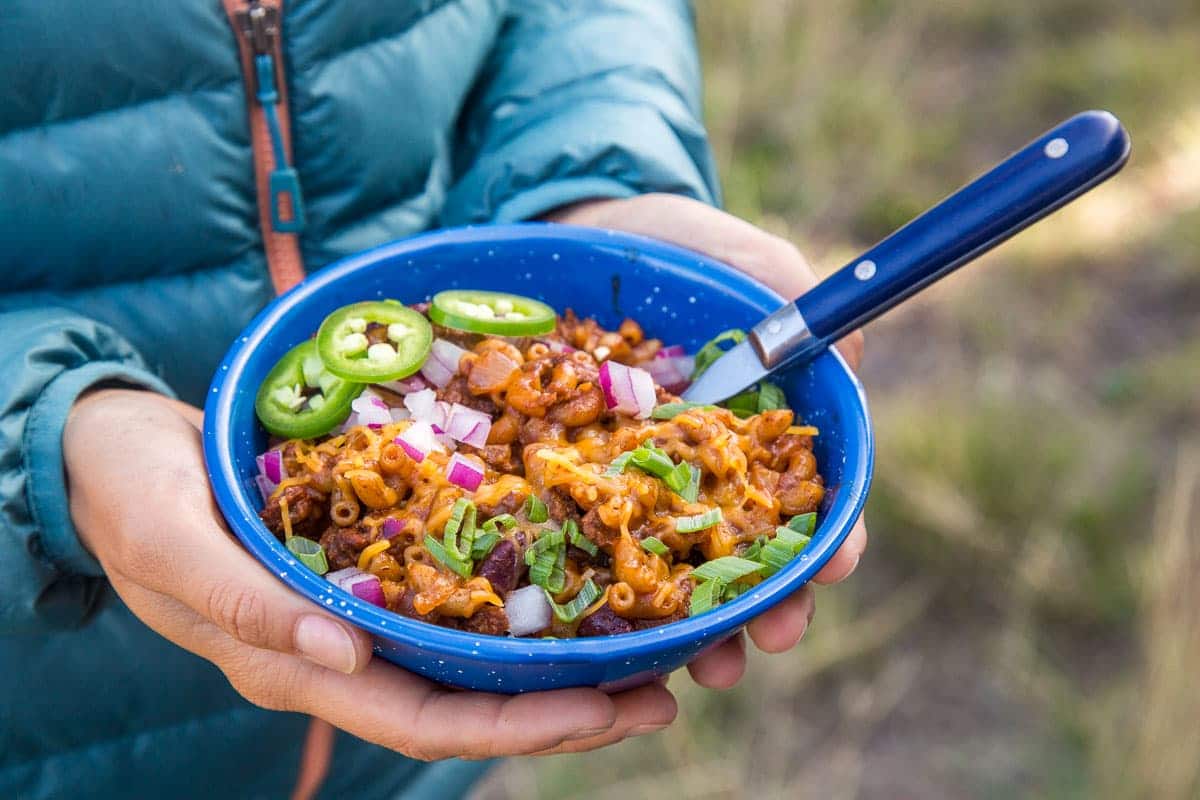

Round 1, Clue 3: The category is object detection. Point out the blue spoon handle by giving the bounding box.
[791,110,1129,348]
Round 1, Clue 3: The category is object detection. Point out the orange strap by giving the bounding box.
[221,0,306,295]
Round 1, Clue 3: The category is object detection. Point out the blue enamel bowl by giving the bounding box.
[203,223,872,694]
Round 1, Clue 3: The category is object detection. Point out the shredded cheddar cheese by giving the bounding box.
[357,540,393,571]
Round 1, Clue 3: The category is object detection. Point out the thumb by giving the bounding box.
[77,395,374,674]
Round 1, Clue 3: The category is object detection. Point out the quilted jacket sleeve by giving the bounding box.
[0,308,174,633]
[441,0,720,224]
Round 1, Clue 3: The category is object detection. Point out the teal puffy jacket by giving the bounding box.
[0,1,718,797]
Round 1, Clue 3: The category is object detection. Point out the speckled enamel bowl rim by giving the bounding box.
[203,223,873,665]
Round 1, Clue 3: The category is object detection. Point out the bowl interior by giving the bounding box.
[204,224,872,662]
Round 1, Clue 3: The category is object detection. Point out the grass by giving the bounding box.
[473,2,1200,797]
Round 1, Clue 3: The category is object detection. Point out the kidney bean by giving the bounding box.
[577,604,634,637]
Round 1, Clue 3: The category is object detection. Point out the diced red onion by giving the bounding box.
[543,339,576,354]
[446,452,484,491]
[431,338,468,371]
[432,401,452,434]
[646,356,689,393]
[395,420,437,463]
[327,567,386,607]
[382,517,404,539]
[403,388,437,420]
[255,474,275,502]
[419,356,454,388]
[420,338,468,388]
[598,361,656,419]
[445,403,492,448]
[259,449,285,484]
[376,374,429,395]
[657,344,686,359]
[350,390,393,427]
[389,407,411,423]
[505,585,552,636]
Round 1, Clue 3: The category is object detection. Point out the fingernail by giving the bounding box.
[566,726,611,741]
[295,615,357,674]
[630,723,670,737]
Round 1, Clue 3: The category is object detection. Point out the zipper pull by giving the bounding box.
[235,1,306,234]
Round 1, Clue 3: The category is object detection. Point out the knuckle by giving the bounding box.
[206,580,272,647]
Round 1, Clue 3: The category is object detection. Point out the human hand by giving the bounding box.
[63,389,677,759]
[546,193,869,689]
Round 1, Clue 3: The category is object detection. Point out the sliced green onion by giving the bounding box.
[629,443,676,478]
[568,526,598,557]
[691,556,764,583]
[756,381,788,412]
[530,543,566,593]
[524,494,549,523]
[723,389,759,419]
[548,546,567,593]
[756,525,813,577]
[722,581,752,602]
[662,461,692,495]
[689,578,723,616]
[742,536,767,562]
[640,536,670,557]
[526,526,568,592]
[482,513,518,533]
[470,532,501,560]
[609,443,700,504]
[286,536,329,575]
[675,508,723,533]
[786,512,817,537]
[545,579,602,623]
[604,451,635,476]
[691,329,746,379]
[443,498,477,560]
[758,540,795,577]
[525,529,566,562]
[680,464,701,503]
[651,402,716,420]
[424,534,472,579]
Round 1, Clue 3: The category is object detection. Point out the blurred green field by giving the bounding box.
[474,2,1200,797]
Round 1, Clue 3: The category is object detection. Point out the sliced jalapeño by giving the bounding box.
[316,301,433,382]
[255,340,363,439]
[428,290,556,337]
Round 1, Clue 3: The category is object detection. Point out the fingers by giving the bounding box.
[263,657,659,761]
[526,682,679,756]
[686,630,746,689]
[746,585,816,653]
[105,573,659,762]
[813,516,868,585]
[67,393,373,673]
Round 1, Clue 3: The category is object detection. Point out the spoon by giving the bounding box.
[683,110,1130,403]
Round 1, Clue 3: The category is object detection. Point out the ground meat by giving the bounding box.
[437,374,498,415]
[476,488,525,518]
[319,523,371,570]
[544,487,581,524]
[580,506,619,548]
[577,605,634,636]
[461,605,509,636]
[475,539,521,594]
[258,485,327,539]
[468,444,521,476]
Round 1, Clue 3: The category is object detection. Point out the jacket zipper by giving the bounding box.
[223,0,307,294]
